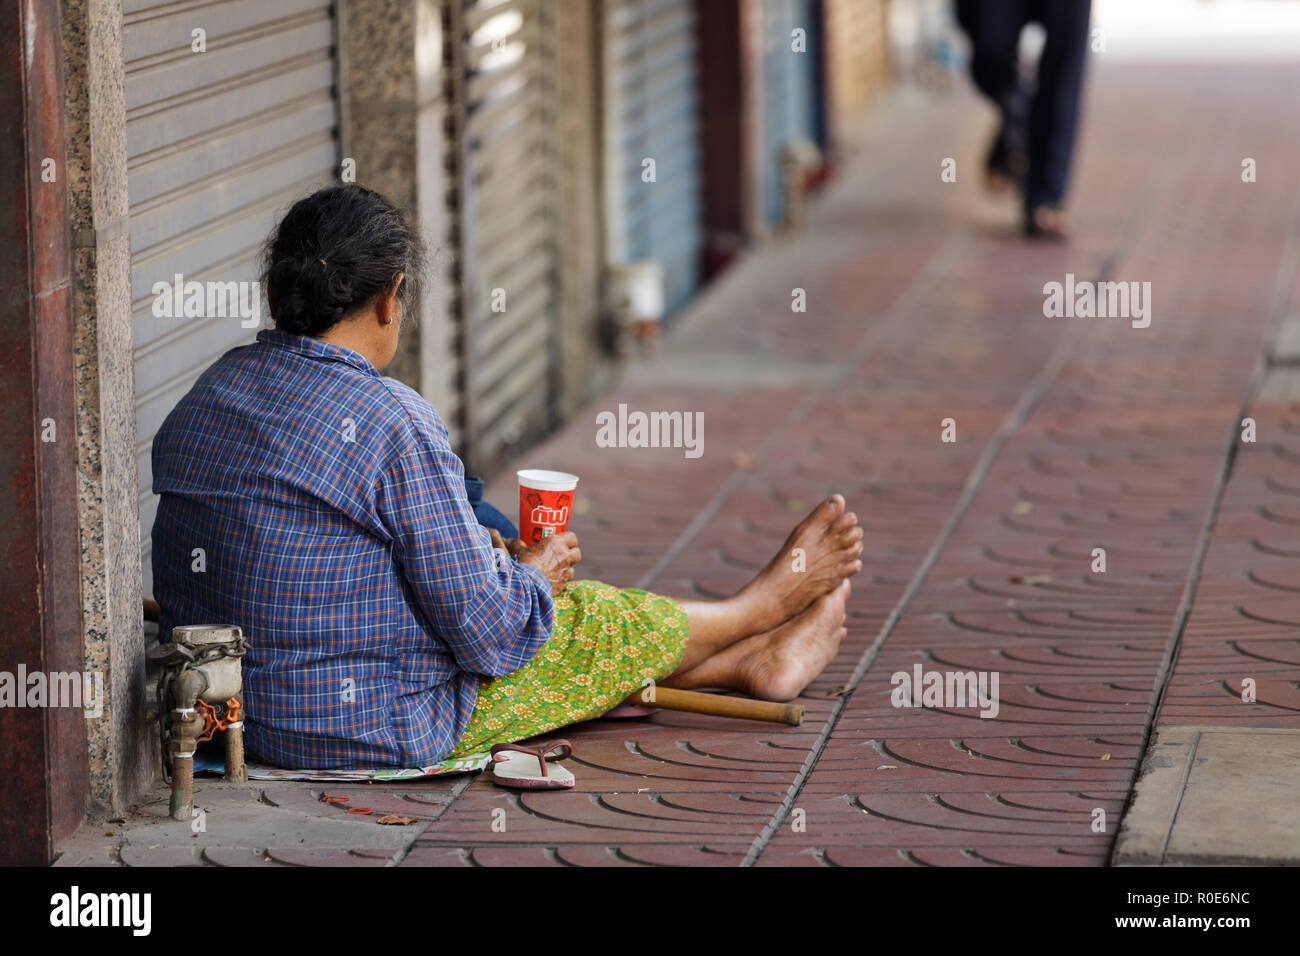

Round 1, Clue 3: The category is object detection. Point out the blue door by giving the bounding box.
[605,0,704,318]
[763,0,822,225]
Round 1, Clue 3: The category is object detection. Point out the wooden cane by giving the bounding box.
[624,686,803,726]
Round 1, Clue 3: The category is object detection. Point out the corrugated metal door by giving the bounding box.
[125,0,342,595]
[448,0,559,473]
[762,0,821,224]
[603,0,703,318]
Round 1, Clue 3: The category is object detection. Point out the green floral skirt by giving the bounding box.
[447,580,690,756]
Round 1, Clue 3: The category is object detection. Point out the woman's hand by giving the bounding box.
[513,531,582,596]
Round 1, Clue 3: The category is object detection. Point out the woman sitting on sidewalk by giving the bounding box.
[150,185,863,769]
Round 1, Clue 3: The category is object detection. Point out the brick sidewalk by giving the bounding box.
[57,59,1300,867]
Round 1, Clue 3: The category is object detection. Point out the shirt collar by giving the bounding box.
[257,329,379,376]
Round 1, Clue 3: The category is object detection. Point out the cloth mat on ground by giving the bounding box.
[192,743,491,781]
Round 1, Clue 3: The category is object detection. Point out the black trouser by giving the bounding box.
[955,0,1091,211]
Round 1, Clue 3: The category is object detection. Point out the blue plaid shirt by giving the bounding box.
[151,329,554,768]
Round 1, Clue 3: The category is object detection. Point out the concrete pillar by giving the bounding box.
[553,0,610,416]
[338,0,456,430]
[62,0,151,815]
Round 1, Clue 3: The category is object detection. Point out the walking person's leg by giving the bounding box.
[1023,0,1092,237]
[956,0,1033,191]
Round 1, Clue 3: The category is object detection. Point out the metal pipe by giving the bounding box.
[224,718,247,782]
[168,670,207,822]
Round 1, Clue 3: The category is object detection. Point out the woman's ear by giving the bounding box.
[377,273,405,326]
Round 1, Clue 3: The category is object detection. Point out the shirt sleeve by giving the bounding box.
[376,410,554,677]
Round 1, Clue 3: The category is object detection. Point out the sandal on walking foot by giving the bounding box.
[1024,204,1072,241]
[984,133,1025,196]
[490,739,576,790]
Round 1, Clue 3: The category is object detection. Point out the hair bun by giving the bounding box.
[261,185,425,337]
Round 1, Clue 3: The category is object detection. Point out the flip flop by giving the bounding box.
[1024,205,1071,241]
[489,739,575,790]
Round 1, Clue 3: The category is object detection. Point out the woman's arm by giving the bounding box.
[377,423,555,677]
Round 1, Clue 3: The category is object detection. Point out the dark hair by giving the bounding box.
[262,184,425,336]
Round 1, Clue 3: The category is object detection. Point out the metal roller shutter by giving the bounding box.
[447,0,559,473]
[761,0,822,224]
[125,0,342,595]
[603,0,703,318]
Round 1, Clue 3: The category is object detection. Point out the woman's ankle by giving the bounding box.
[732,583,785,636]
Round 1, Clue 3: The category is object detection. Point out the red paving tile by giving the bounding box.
[1157,398,1300,730]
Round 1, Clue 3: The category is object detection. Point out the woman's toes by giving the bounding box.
[823,578,851,615]
[830,511,858,534]
[758,495,859,626]
[814,495,846,527]
[834,542,863,566]
[787,496,842,543]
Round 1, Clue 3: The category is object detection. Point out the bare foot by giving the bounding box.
[671,580,850,701]
[738,494,863,632]
[743,580,850,701]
